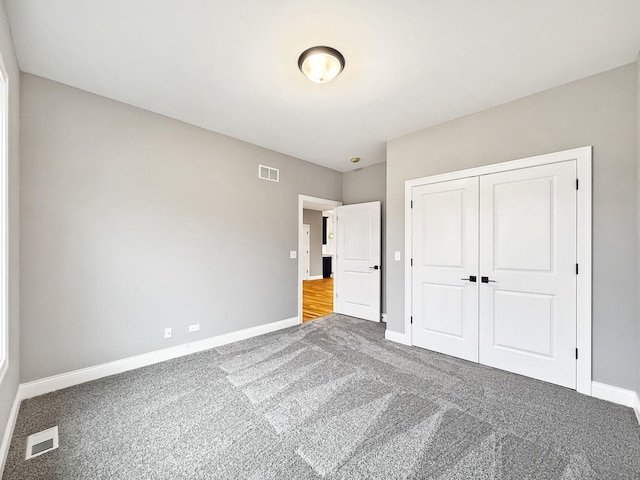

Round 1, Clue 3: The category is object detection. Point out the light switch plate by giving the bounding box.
[290,250,297,259]
[394,251,401,261]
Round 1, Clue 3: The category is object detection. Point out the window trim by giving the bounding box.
[0,51,9,385]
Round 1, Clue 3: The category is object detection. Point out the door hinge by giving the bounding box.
[575,348,578,360]
[410,258,413,266]
[410,316,413,324]
[410,200,413,209]
[576,263,579,274]
[576,179,579,190]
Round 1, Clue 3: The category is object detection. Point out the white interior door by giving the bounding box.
[335,202,381,321]
[300,224,310,281]
[479,161,577,388]
[411,178,479,362]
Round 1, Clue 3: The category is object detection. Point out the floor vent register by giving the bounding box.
[25,426,59,460]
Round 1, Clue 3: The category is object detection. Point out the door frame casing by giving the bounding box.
[404,146,592,395]
[298,195,342,324]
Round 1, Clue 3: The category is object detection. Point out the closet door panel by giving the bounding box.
[478,160,577,388]
[411,178,479,362]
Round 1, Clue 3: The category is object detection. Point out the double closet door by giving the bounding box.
[411,160,577,388]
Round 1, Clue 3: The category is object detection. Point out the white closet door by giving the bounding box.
[412,178,479,362]
[478,161,577,388]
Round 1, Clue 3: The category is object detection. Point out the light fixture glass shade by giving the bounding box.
[298,46,345,84]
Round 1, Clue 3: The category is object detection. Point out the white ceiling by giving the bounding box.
[5,1,640,172]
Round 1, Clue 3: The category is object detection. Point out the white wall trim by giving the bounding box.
[404,146,593,394]
[591,381,638,409]
[19,316,299,400]
[0,42,10,388]
[591,382,640,426]
[298,195,342,324]
[308,275,323,281]
[0,390,20,474]
[384,328,410,345]
[575,148,592,395]
[404,147,592,189]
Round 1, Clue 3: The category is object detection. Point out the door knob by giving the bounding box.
[460,276,477,282]
[481,276,496,283]
[369,265,380,270]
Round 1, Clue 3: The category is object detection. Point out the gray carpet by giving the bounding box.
[3,314,640,479]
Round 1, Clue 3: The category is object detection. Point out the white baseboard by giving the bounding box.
[591,382,640,426]
[0,390,21,474]
[384,329,409,345]
[308,275,323,281]
[591,381,637,409]
[19,316,299,400]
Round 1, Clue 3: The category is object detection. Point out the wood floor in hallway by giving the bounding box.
[303,278,333,322]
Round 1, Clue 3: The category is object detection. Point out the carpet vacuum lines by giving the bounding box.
[2,314,639,479]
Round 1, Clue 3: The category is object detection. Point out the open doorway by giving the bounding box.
[298,195,341,323]
[302,209,335,321]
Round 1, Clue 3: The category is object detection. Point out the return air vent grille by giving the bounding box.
[25,426,59,460]
[258,165,279,182]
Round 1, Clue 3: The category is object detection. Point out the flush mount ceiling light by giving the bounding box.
[298,46,345,84]
[350,157,361,163]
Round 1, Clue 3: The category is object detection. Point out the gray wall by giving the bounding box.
[302,209,322,277]
[0,0,21,452]
[343,162,387,313]
[343,162,386,205]
[386,63,638,390]
[20,73,342,382]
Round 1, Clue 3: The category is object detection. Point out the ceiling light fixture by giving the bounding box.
[298,46,345,84]
[350,157,361,163]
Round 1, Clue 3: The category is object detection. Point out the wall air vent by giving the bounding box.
[258,165,279,182]
[25,426,59,460]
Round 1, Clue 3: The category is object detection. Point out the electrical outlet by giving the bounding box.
[164,327,172,339]
[188,324,200,333]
